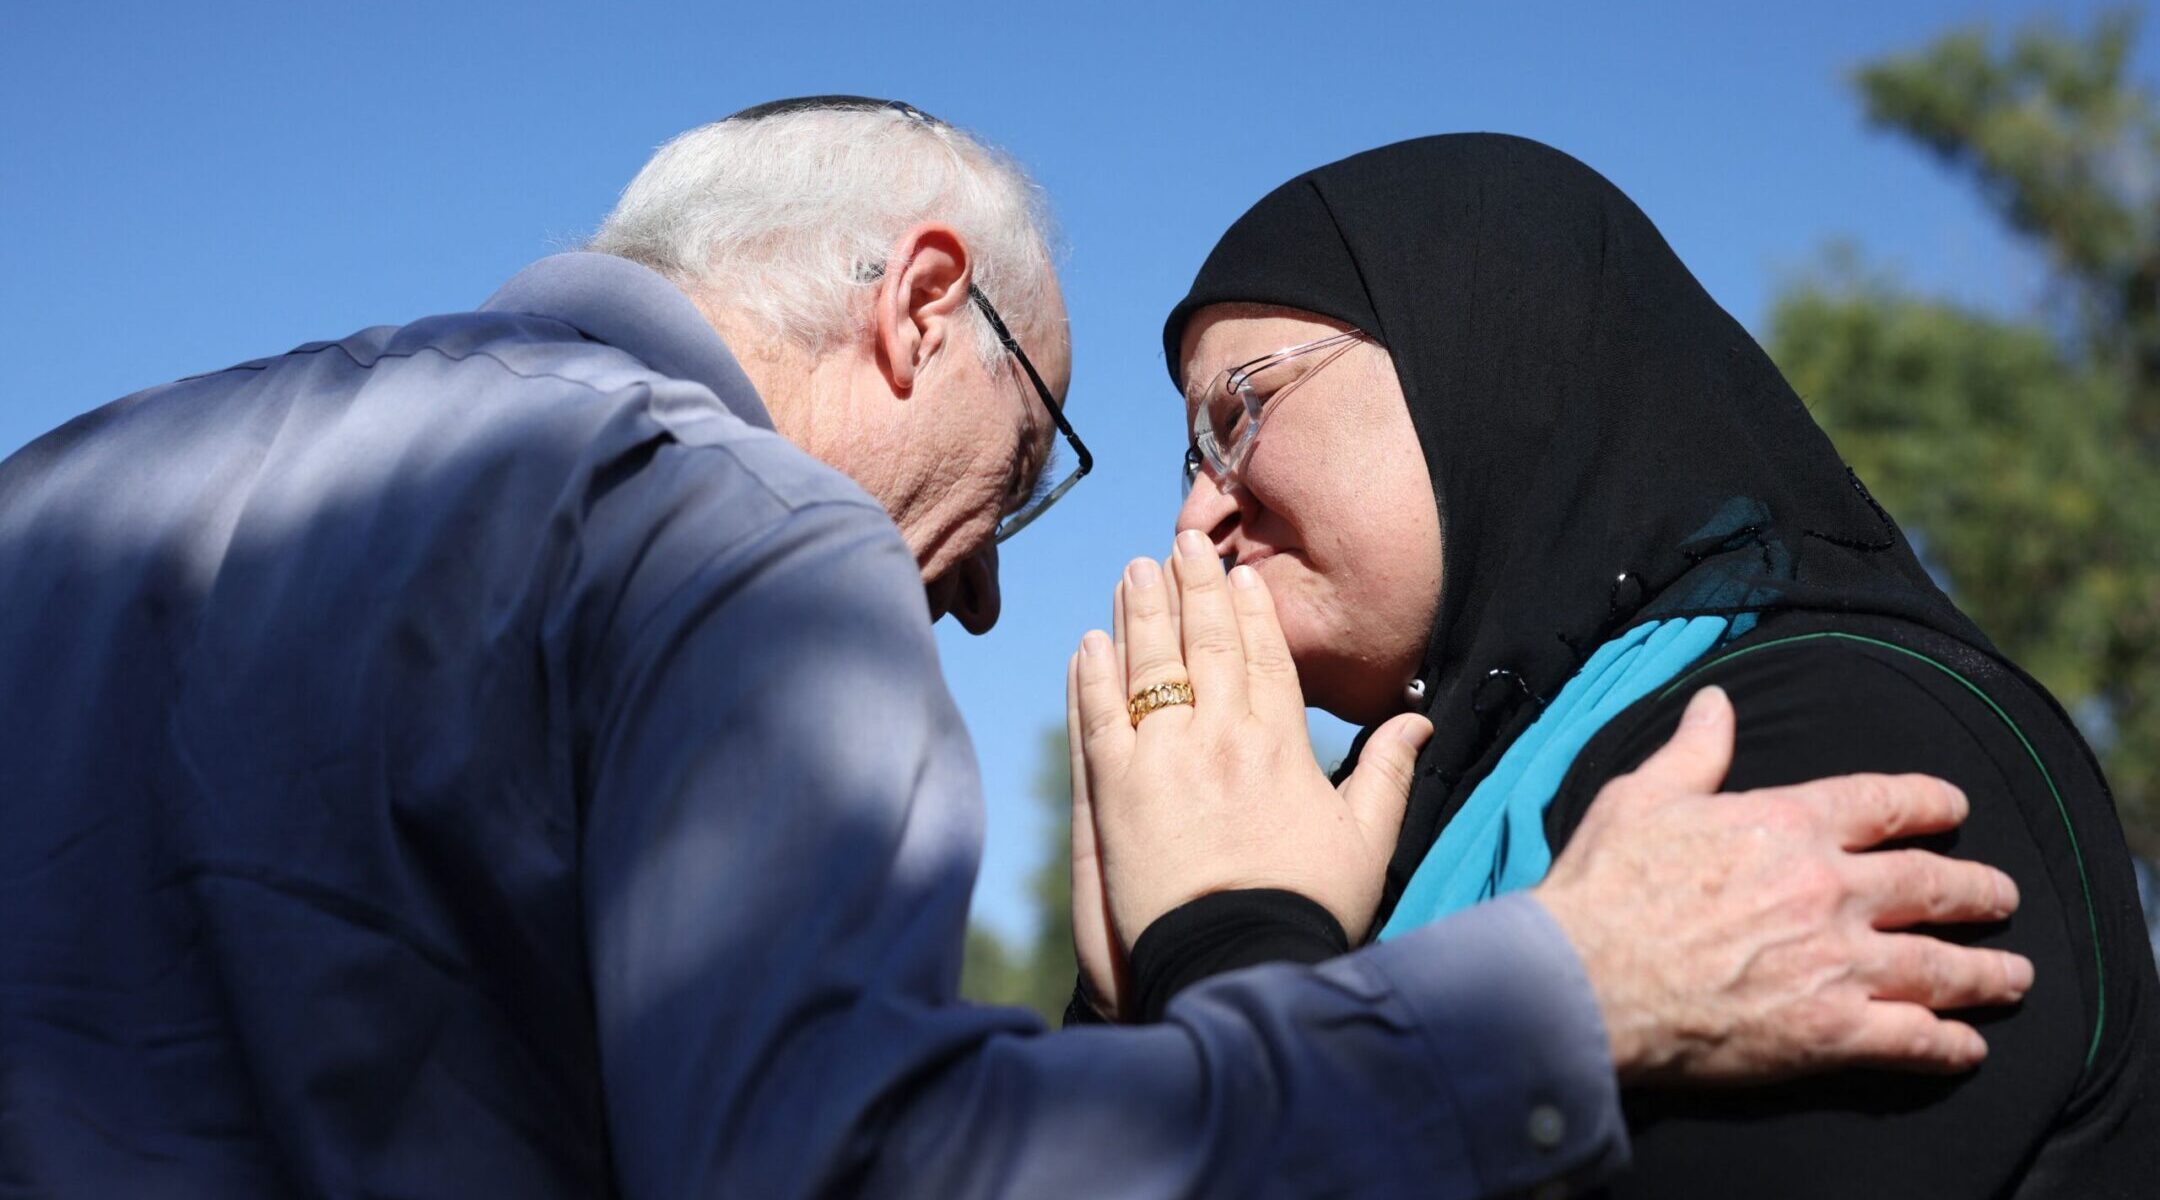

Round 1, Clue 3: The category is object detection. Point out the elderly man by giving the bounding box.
[0,97,2028,1198]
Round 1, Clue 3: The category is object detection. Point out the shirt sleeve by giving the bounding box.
[565,426,1627,1199]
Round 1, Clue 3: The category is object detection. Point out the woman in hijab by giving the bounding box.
[1074,134,2160,1195]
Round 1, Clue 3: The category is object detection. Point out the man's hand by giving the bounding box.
[1534,686,2033,1082]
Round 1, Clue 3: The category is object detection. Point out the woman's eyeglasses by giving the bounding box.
[1182,330,1366,495]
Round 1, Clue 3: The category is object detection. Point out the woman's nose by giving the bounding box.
[1175,470,1241,554]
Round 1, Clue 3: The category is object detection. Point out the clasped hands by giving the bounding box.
[1066,531,2032,1081]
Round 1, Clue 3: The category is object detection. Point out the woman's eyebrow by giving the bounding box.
[1184,353,1258,404]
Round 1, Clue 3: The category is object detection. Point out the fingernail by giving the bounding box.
[1176,529,1212,560]
[1992,871,2018,916]
[1393,715,1434,748]
[1229,564,1260,589]
[1685,685,1726,726]
[2005,953,2034,994]
[1945,784,1970,823]
[1126,557,1160,589]
[1082,630,1109,658]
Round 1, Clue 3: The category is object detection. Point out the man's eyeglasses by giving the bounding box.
[1183,330,1365,495]
[969,285,1092,543]
[727,95,1090,543]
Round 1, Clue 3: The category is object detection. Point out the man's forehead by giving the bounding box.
[1033,279,1074,404]
[1041,329,1074,406]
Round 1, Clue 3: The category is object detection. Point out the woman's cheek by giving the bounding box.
[1257,558,1332,666]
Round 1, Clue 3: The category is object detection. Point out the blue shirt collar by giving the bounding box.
[481,253,773,431]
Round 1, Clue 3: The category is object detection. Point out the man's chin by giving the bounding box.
[922,578,954,623]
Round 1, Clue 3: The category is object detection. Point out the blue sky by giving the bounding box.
[5,1,2151,942]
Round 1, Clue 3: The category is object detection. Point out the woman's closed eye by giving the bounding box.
[1206,387,1257,447]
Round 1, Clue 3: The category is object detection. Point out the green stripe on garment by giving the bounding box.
[1657,630,2105,1074]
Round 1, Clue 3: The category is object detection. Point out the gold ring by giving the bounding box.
[1128,680,1195,726]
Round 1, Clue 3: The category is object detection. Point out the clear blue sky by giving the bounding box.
[4,1,2150,942]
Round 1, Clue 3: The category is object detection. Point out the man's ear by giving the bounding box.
[874,223,973,396]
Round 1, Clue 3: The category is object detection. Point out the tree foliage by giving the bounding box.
[959,728,1078,1023]
[1767,10,2160,851]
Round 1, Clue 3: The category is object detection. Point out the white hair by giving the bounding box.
[589,105,1060,367]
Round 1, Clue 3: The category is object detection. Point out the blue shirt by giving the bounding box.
[0,253,1624,1198]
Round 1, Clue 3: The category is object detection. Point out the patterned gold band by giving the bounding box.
[1127,680,1196,727]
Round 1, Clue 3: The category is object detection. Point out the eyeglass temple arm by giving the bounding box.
[1224,330,1365,392]
[968,285,1091,477]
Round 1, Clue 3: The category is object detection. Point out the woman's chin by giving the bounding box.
[1287,651,1403,728]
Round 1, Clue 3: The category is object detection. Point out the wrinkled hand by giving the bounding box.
[1068,532,1433,1004]
[1533,686,2034,1082]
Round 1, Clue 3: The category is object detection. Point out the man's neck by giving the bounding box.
[686,298,830,449]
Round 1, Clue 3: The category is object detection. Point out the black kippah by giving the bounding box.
[725,95,943,126]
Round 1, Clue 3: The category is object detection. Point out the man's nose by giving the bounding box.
[949,544,1002,635]
[1175,470,1241,554]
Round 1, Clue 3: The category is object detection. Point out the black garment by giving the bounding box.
[1128,890,1347,1023]
[1152,133,2160,1191]
[1540,611,2159,1197]
[1108,614,2160,1192]
[1061,891,1344,1027]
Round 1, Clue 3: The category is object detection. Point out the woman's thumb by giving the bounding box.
[1341,713,1433,840]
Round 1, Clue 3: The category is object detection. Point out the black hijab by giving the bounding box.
[1164,134,1993,915]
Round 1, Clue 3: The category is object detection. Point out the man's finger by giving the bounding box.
[1629,686,1735,794]
[1171,531,1246,715]
[1835,1002,1988,1074]
[1338,712,1432,845]
[1848,849,2018,927]
[1860,932,2034,1010]
[1810,773,1970,850]
[1227,563,1305,727]
[1074,629,1135,784]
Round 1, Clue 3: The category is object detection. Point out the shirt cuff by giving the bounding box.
[1354,893,1628,1197]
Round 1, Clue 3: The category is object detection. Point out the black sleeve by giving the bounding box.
[1060,889,1349,1026]
[1127,889,1349,1023]
[1544,634,2158,1199]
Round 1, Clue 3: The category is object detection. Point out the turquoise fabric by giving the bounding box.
[1378,615,1732,940]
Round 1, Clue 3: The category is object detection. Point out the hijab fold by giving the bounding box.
[1164,134,1989,915]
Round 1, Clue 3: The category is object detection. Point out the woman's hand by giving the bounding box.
[1065,649,1125,1019]
[1068,530,1434,970]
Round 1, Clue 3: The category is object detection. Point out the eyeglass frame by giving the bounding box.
[1182,329,1367,495]
[967,284,1092,543]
